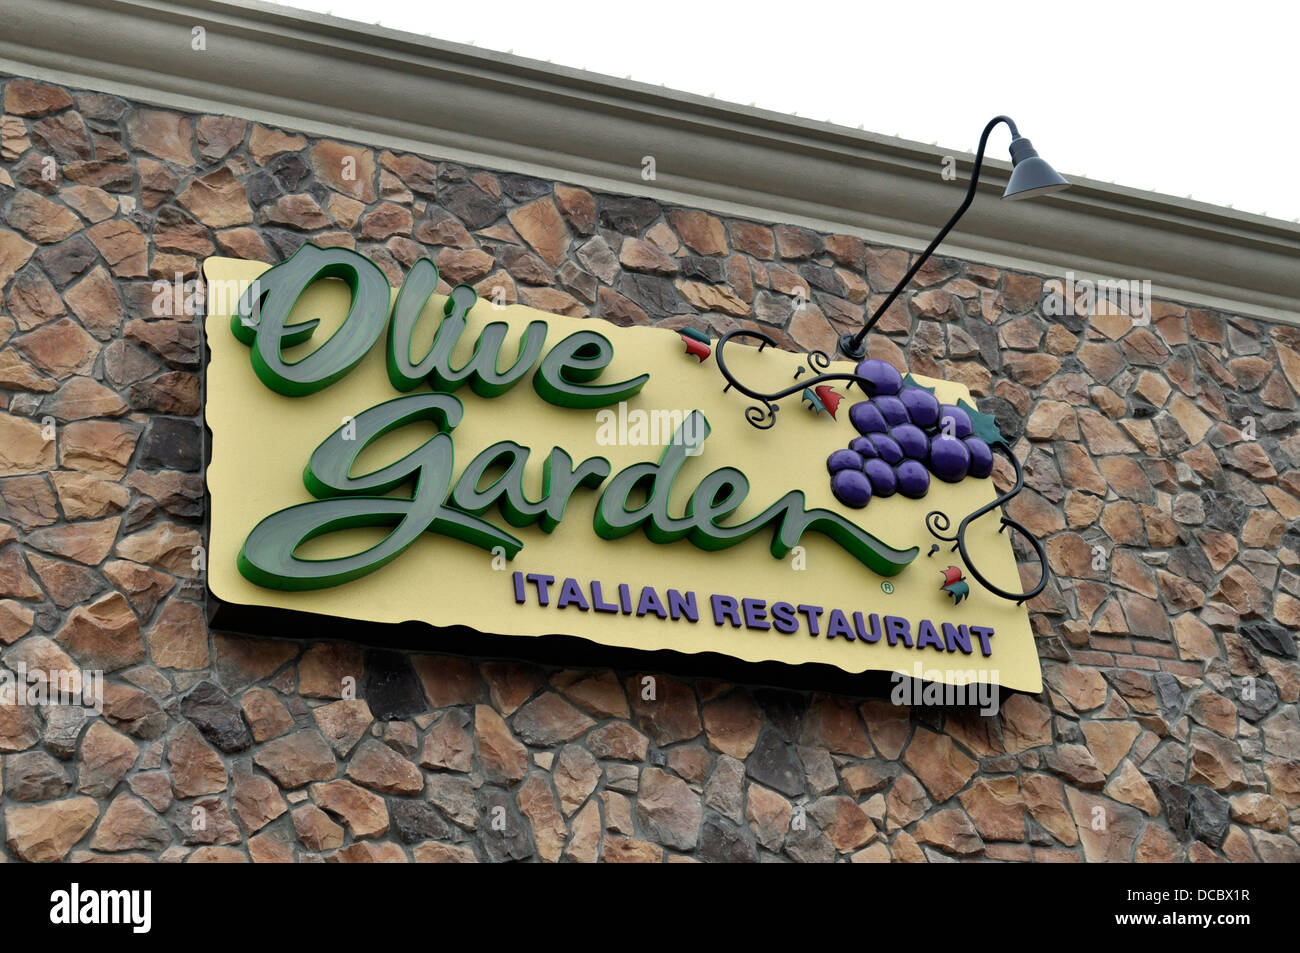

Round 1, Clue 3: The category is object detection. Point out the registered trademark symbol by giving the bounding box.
[881,581,895,594]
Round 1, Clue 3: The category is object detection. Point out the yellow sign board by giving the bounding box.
[203,250,1041,692]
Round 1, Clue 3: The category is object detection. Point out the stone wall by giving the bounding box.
[0,73,1297,863]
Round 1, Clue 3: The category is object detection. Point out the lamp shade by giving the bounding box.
[1003,137,1070,200]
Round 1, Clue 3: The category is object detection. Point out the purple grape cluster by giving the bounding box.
[826,359,994,509]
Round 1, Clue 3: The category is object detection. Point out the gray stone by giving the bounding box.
[478,788,532,862]
[746,727,805,798]
[361,648,427,720]
[391,800,456,845]
[1189,786,1230,847]
[181,680,252,752]
[698,813,759,863]
[4,750,72,800]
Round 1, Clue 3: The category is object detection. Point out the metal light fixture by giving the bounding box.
[837,115,1069,360]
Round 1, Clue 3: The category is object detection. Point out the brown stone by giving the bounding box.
[728,221,775,259]
[565,800,601,863]
[518,286,588,317]
[9,269,65,330]
[168,722,227,797]
[345,738,421,795]
[434,246,494,283]
[55,592,144,671]
[297,642,363,699]
[124,109,193,165]
[1080,721,1140,776]
[744,783,791,850]
[667,209,727,256]
[619,236,678,275]
[59,419,141,480]
[1043,744,1106,788]
[260,193,330,230]
[0,412,56,474]
[253,729,337,789]
[212,634,297,694]
[701,691,763,758]
[637,767,701,850]
[553,744,600,815]
[24,552,101,608]
[0,547,43,600]
[586,721,650,761]
[85,219,147,277]
[310,779,388,838]
[1020,774,1078,846]
[215,227,273,262]
[915,807,983,856]
[1104,760,1160,816]
[73,721,137,798]
[411,841,476,863]
[15,317,104,381]
[415,708,470,773]
[310,141,377,202]
[0,349,57,392]
[1188,728,1247,791]
[1044,664,1107,712]
[902,727,977,802]
[512,692,594,746]
[5,190,81,243]
[90,793,169,852]
[1065,787,1144,862]
[5,80,74,116]
[601,835,663,863]
[412,654,483,708]
[860,699,911,760]
[313,699,373,756]
[4,796,99,862]
[958,776,1024,841]
[291,804,344,851]
[800,694,871,757]
[508,198,568,267]
[177,168,252,227]
[551,669,628,718]
[516,773,566,862]
[0,598,34,644]
[231,767,287,833]
[627,674,701,745]
[238,688,292,744]
[811,795,876,852]
[359,203,413,241]
[248,125,306,164]
[474,704,528,784]
[99,559,173,621]
[195,116,247,162]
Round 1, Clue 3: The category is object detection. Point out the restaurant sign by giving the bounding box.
[204,246,1042,692]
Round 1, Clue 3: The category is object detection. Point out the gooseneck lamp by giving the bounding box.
[837,115,1070,360]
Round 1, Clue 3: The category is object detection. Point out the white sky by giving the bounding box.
[271,0,1300,223]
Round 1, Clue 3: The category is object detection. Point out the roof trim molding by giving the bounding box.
[4,0,1299,324]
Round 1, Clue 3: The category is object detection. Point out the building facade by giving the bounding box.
[0,0,1297,862]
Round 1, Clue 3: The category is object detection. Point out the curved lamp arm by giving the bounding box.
[839,115,1019,360]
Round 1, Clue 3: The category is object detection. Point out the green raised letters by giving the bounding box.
[594,412,918,577]
[237,393,522,591]
[231,243,390,396]
[386,257,550,397]
[533,330,649,409]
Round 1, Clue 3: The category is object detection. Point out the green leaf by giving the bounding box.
[901,374,937,394]
[957,398,1005,446]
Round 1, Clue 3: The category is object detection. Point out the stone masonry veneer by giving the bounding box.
[0,74,1298,863]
